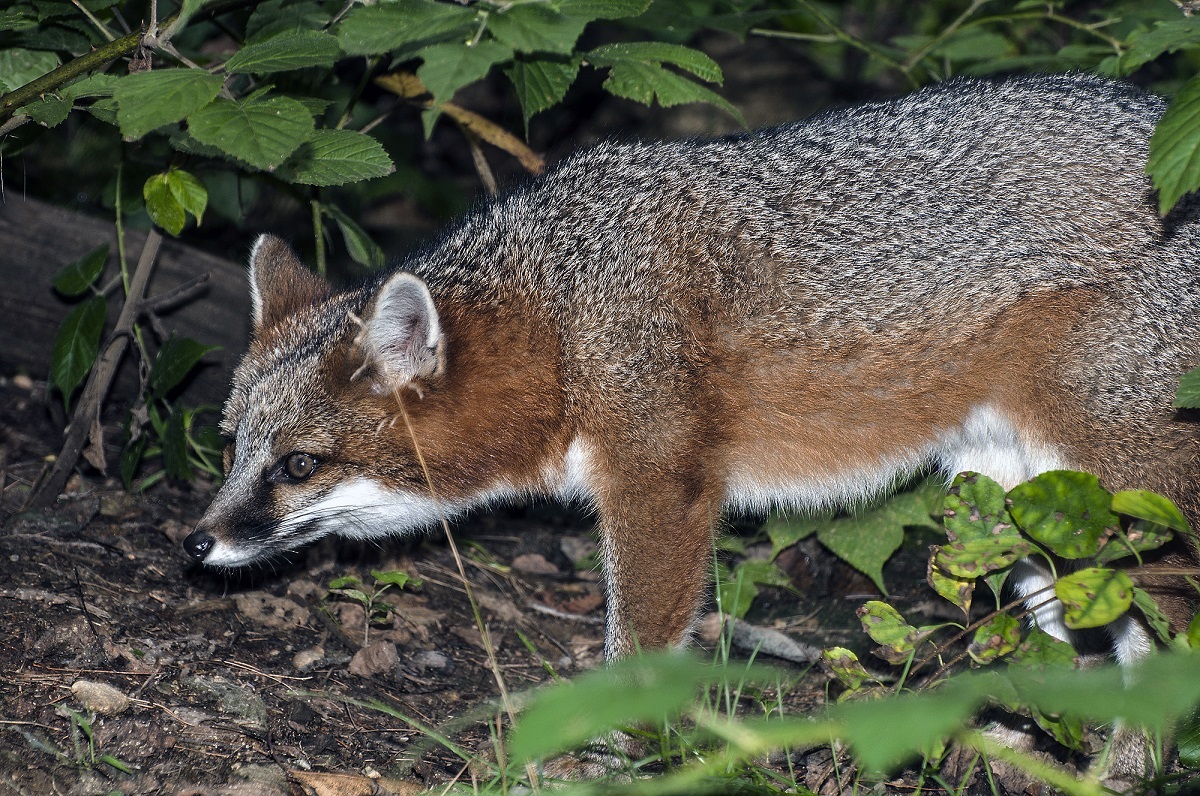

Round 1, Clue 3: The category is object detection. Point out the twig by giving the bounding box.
[137,273,209,314]
[28,230,163,509]
[461,126,498,196]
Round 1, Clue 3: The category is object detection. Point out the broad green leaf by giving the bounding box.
[328,576,360,589]
[942,471,1016,543]
[559,0,650,20]
[51,294,106,405]
[333,587,370,603]
[505,56,580,127]
[114,69,223,139]
[1176,366,1200,408]
[488,5,586,55]
[822,647,871,692]
[717,560,787,619]
[188,95,314,171]
[162,409,191,480]
[1055,567,1133,630]
[143,174,186,235]
[588,41,723,83]
[930,28,1013,62]
[1094,519,1174,565]
[52,245,108,297]
[149,336,218,400]
[225,30,342,74]
[1131,586,1173,644]
[62,73,119,100]
[602,60,744,125]
[927,555,973,615]
[1178,711,1200,768]
[321,203,385,268]
[19,95,70,127]
[1111,489,1190,533]
[1120,17,1200,74]
[836,684,983,773]
[336,1,476,56]
[1148,74,1200,216]
[281,129,394,186]
[1189,613,1200,649]
[509,654,730,761]
[1010,628,1077,669]
[246,0,329,42]
[966,612,1021,664]
[417,41,513,105]
[934,536,1032,579]
[764,512,818,559]
[167,169,208,225]
[372,569,419,588]
[120,434,148,490]
[1007,470,1118,559]
[814,489,937,595]
[857,601,923,664]
[0,48,60,93]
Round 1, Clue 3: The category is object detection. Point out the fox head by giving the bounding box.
[183,234,565,568]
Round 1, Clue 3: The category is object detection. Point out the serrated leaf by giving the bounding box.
[114,69,224,140]
[144,173,186,235]
[927,554,973,615]
[1120,17,1200,74]
[51,294,106,405]
[149,336,218,400]
[1148,74,1200,216]
[966,612,1021,664]
[505,56,580,127]
[53,245,108,297]
[337,1,476,56]
[1175,366,1200,408]
[19,95,71,127]
[246,0,328,43]
[588,41,723,83]
[1111,489,1190,533]
[488,4,585,55]
[559,0,649,20]
[943,471,1016,543]
[280,129,394,186]
[602,61,743,125]
[717,560,786,619]
[321,203,385,268]
[815,490,936,595]
[1007,470,1118,559]
[417,41,513,105]
[0,48,60,93]
[225,30,342,74]
[188,95,314,171]
[1055,567,1133,630]
[61,73,118,101]
[167,169,208,226]
[764,513,819,559]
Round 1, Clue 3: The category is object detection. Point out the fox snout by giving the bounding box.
[182,526,216,562]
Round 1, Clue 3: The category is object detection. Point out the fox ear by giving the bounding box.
[248,234,330,331]
[363,272,442,387]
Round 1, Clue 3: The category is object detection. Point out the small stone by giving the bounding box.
[410,649,452,673]
[512,553,561,576]
[348,640,398,678]
[293,646,325,671]
[71,680,130,715]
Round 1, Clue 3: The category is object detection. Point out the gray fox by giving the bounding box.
[186,73,1200,778]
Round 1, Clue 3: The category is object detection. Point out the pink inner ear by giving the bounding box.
[250,235,331,330]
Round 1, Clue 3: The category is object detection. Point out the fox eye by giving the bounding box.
[283,452,319,481]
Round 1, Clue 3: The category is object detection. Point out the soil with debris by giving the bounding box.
[0,371,1053,796]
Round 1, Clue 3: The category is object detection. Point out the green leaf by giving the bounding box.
[416,41,514,105]
[246,0,329,43]
[144,169,206,235]
[558,0,650,20]
[62,73,119,101]
[601,60,744,125]
[120,434,148,491]
[717,559,789,619]
[1148,74,1200,216]
[488,4,585,55]
[52,245,109,297]
[1176,366,1200,409]
[588,41,723,83]
[857,601,923,664]
[1177,711,1200,769]
[814,490,937,595]
[942,471,1016,543]
[188,95,315,171]
[1095,519,1175,565]
[836,684,983,773]
[321,203,385,268]
[18,95,71,128]
[927,555,973,615]
[1188,613,1200,649]
[1010,628,1077,669]
[336,1,477,56]
[1007,470,1118,559]
[328,576,360,590]
[162,408,192,480]
[764,513,818,558]
[51,295,107,406]
[1131,586,1173,644]
[822,647,871,692]
[113,69,224,140]
[167,169,208,226]
[1120,17,1200,74]
[371,569,419,588]
[0,48,60,93]
[1111,489,1190,534]
[1055,567,1134,630]
[505,56,580,127]
[934,536,1032,579]
[280,129,394,186]
[966,612,1021,664]
[225,30,342,74]
[149,336,218,400]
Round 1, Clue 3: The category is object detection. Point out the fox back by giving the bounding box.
[188,73,1200,704]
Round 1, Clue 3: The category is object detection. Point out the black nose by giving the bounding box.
[183,529,215,561]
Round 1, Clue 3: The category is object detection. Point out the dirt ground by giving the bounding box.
[0,369,1134,796]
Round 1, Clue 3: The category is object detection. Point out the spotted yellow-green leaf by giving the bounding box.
[927,553,973,615]
[1008,470,1118,559]
[1055,567,1133,630]
[1111,489,1190,533]
[858,600,923,664]
[966,611,1021,664]
[934,536,1032,579]
[943,471,1017,543]
[823,647,871,692]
